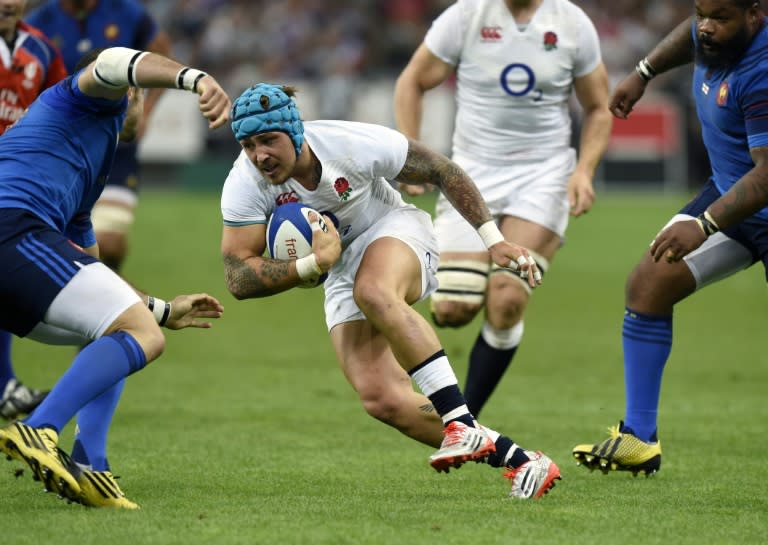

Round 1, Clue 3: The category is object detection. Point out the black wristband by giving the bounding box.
[635,57,657,83]
[696,213,719,237]
[159,302,171,327]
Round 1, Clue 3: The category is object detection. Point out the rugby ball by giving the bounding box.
[266,202,327,288]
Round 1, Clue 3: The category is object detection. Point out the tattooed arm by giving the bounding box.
[221,223,297,298]
[650,147,768,263]
[610,18,694,119]
[706,146,768,229]
[396,139,493,229]
[395,139,542,287]
[221,213,341,299]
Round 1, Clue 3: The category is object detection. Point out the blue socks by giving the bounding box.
[622,309,672,442]
[71,379,126,471]
[0,330,14,390]
[25,332,146,432]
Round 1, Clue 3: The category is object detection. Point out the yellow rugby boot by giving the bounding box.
[573,421,661,476]
[0,422,81,498]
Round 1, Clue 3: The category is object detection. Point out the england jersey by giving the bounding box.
[425,0,601,163]
[0,73,127,247]
[692,18,768,220]
[0,21,66,134]
[221,120,412,249]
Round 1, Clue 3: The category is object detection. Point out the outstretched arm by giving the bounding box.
[610,18,694,119]
[76,47,231,129]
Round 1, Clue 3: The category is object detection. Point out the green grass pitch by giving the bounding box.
[2,189,765,545]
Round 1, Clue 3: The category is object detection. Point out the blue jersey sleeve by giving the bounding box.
[64,211,96,248]
[742,72,768,149]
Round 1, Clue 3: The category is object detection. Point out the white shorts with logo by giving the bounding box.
[434,149,576,252]
[324,206,439,331]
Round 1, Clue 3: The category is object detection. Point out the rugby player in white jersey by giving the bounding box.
[220,83,561,499]
[394,0,612,417]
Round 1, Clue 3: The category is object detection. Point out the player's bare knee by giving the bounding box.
[106,303,166,362]
[358,387,401,426]
[625,258,693,312]
[486,280,528,325]
[352,279,391,316]
[431,259,489,327]
[96,232,127,268]
[130,325,166,363]
[431,299,480,328]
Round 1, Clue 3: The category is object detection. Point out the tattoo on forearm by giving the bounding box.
[718,167,768,226]
[398,140,491,228]
[222,253,292,298]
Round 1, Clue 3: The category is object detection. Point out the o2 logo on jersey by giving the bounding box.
[499,63,542,101]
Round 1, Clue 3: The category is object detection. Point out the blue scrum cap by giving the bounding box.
[231,83,304,157]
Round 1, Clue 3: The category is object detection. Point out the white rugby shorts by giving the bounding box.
[435,149,576,252]
[324,206,439,330]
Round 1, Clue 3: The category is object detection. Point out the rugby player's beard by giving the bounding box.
[695,26,753,71]
[258,161,292,185]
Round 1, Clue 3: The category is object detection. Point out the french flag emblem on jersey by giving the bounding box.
[716,82,728,106]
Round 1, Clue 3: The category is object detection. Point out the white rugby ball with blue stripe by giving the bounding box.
[266,202,327,288]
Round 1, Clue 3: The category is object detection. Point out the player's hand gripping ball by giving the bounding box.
[267,202,328,288]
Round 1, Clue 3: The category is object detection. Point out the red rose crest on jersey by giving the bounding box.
[334,177,352,201]
[276,191,300,205]
[717,82,729,106]
[543,31,558,50]
[480,26,502,42]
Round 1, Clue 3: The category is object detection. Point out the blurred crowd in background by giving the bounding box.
[141,0,696,99]
[25,0,706,186]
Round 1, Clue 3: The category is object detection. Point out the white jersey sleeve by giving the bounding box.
[221,152,271,226]
[424,3,464,66]
[357,123,409,180]
[572,7,601,78]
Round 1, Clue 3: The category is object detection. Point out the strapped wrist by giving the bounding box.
[696,211,720,237]
[635,57,657,83]
[147,295,172,326]
[296,254,322,281]
[477,220,504,249]
[175,67,207,92]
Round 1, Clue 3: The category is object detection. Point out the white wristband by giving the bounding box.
[175,67,207,92]
[477,220,505,249]
[147,296,171,327]
[295,254,322,281]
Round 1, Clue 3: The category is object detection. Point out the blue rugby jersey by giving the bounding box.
[0,73,127,247]
[26,0,159,73]
[692,18,768,220]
